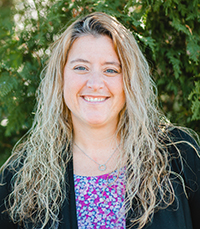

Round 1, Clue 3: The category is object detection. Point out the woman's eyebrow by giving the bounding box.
[70,58,90,64]
[104,61,121,68]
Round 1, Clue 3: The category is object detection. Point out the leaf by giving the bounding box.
[187,38,200,63]
[135,33,156,59]
[171,18,191,36]
[188,81,200,120]
[0,72,18,97]
[166,51,182,79]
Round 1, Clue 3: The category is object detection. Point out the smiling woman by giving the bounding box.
[0,12,200,229]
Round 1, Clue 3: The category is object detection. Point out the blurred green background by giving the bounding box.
[0,0,200,166]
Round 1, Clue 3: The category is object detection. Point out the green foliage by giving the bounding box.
[0,0,200,164]
[189,80,200,121]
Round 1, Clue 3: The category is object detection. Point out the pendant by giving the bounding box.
[99,164,106,171]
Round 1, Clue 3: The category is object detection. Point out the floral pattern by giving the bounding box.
[74,168,126,228]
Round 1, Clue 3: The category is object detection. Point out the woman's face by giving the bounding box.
[63,35,125,129]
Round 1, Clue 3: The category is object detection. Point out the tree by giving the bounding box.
[0,0,200,165]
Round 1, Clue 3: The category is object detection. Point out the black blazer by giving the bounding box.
[1,128,200,229]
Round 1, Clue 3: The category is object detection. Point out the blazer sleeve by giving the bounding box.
[0,168,18,228]
[169,128,200,228]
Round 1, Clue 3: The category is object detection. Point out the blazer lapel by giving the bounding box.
[59,159,78,229]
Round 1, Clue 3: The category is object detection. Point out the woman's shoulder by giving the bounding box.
[161,126,200,198]
[0,165,16,199]
[167,126,199,145]
[0,155,24,197]
[159,125,200,157]
[0,167,14,223]
[166,127,199,161]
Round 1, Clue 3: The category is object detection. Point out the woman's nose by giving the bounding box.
[86,71,105,90]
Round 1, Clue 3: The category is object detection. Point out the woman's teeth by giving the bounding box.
[84,97,106,102]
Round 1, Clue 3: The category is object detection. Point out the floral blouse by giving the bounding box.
[74,167,126,229]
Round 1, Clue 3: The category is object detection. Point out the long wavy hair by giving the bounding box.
[1,12,196,229]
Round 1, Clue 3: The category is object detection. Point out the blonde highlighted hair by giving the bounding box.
[1,12,193,228]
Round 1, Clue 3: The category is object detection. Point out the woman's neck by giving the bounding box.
[74,128,118,150]
[72,118,119,151]
[72,122,122,176]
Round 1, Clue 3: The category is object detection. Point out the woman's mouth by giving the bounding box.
[82,96,108,102]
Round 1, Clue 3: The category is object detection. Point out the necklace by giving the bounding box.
[74,142,118,171]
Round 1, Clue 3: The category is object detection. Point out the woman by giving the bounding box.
[0,12,200,229]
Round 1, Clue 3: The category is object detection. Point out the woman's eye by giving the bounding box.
[105,69,118,74]
[74,66,87,71]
